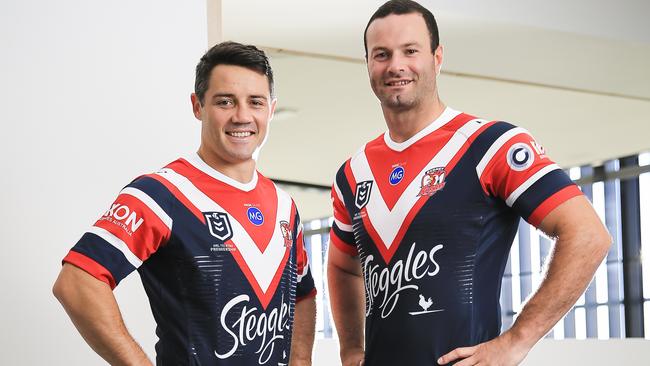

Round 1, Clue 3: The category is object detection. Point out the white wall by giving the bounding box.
[0,1,205,364]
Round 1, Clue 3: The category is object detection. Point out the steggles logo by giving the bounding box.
[363,242,444,318]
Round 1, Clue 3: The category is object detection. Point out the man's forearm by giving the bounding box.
[53,264,152,366]
[327,260,365,362]
[508,199,611,349]
[289,296,316,366]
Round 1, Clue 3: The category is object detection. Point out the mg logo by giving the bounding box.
[355,180,373,210]
[204,212,233,241]
[389,166,404,185]
[247,207,264,226]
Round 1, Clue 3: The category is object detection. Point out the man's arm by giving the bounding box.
[327,245,366,366]
[439,195,612,366]
[289,296,316,366]
[53,263,152,366]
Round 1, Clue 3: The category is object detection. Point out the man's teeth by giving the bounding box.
[229,131,253,137]
[387,80,411,86]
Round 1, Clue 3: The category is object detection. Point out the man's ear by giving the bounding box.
[190,93,203,120]
[434,44,444,76]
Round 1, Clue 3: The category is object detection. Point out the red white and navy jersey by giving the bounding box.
[63,153,316,365]
[330,108,582,365]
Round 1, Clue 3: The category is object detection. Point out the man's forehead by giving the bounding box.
[367,13,429,49]
[207,64,271,97]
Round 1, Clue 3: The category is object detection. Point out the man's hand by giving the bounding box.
[341,349,365,366]
[437,331,529,366]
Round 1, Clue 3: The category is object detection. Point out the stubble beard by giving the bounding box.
[382,92,419,112]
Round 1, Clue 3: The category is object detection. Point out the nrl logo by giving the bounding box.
[355,180,373,210]
[204,212,233,241]
[417,167,446,197]
[279,220,293,248]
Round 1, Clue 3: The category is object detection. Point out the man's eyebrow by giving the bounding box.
[210,93,235,99]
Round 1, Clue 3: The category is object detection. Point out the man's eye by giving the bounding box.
[406,49,418,55]
[216,99,233,106]
[374,52,387,60]
[251,100,265,107]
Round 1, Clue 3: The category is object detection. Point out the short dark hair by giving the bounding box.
[363,0,439,59]
[194,41,274,105]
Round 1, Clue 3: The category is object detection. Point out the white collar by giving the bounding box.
[383,107,460,152]
[184,152,258,192]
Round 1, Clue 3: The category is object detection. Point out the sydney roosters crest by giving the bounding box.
[417,167,446,197]
[279,220,293,248]
[355,181,373,209]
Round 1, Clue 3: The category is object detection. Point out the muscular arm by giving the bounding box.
[327,245,366,366]
[289,296,316,366]
[440,195,611,365]
[53,263,152,366]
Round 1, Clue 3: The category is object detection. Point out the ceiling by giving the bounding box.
[209,0,650,219]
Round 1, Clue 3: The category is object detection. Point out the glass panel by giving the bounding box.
[597,305,610,339]
[575,307,587,339]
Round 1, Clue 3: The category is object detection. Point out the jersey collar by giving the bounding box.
[185,152,259,192]
[383,107,460,152]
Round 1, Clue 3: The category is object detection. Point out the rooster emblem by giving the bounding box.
[418,294,433,311]
[409,293,444,316]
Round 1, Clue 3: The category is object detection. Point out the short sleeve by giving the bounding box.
[62,175,173,288]
[294,210,317,302]
[475,123,583,226]
[329,163,358,256]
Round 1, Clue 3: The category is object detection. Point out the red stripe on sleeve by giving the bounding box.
[480,132,553,199]
[63,250,117,289]
[527,185,583,226]
[297,288,318,303]
[95,193,170,262]
[332,184,352,225]
[330,230,358,256]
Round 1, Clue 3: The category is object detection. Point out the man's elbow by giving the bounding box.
[52,270,70,304]
[588,224,612,261]
[596,230,613,258]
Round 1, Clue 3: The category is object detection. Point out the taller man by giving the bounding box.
[327,1,611,365]
[54,41,316,366]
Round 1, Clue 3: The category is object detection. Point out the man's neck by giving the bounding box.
[196,149,256,185]
[383,99,446,143]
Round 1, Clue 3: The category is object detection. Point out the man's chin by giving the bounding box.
[383,95,415,110]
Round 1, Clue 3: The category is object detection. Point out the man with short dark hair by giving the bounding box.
[53,41,316,366]
[327,1,611,365]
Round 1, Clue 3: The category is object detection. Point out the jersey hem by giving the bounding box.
[527,185,583,226]
[63,250,117,289]
[330,232,358,256]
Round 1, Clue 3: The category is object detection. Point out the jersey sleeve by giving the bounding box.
[329,162,358,256]
[62,175,173,288]
[293,208,317,302]
[475,122,583,227]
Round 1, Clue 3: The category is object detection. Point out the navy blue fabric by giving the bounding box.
[72,233,136,285]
